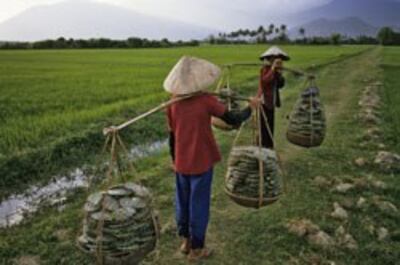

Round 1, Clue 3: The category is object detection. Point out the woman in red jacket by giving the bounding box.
[257,46,290,149]
[164,56,259,262]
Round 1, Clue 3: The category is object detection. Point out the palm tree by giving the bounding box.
[330,33,342,45]
[269,24,275,34]
[299,27,305,37]
[280,24,287,34]
[377,27,395,45]
[299,27,306,43]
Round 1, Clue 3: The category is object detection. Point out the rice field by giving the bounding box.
[0,45,370,194]
[0,45,367,155]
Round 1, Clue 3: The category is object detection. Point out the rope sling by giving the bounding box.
[211,66,243,131]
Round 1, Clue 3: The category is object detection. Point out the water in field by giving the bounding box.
[0,140,168,229]
[129,139,168,158]
[0,168,89,228]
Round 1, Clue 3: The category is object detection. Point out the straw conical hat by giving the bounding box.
[164,56,221,95]
[260,46,290,61]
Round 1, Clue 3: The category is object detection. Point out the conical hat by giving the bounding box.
[163,56,221,95]
[260,46,290,61]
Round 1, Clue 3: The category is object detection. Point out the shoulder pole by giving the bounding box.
[222,63,316,79]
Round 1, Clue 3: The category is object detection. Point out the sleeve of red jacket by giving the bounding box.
[257,68,264,97]
[206,95,227,117]
[257,67,275,97]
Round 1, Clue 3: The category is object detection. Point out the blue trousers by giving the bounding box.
[175,168,213,249]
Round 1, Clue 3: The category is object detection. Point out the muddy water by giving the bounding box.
[0,168,89,228]
[0,140,168,228]
[129,139,168,158]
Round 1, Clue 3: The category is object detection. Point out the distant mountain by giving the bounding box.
[288,0,400,28]
[290,17,379,38]
[0,0,215,41]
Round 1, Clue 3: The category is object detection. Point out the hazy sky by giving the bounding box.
[0,0,331,28]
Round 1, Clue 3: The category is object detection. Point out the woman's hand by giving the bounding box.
[248,97,262,109]
[272,58,283,72]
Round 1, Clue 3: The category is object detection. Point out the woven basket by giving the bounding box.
[78,242,154,265]
[225,188,280,209]
[103,243,155,265]
[287,131,324,148]
[224,106,284,209]
[77,225,158,265]
[77,183,160,265]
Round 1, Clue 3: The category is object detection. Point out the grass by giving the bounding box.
[2,45,399,265]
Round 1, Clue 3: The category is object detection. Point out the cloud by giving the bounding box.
[0,0,331,29]
[0,0,64,23]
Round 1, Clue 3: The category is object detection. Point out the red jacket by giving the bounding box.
[257,66,285,110]
[167,93,226,175]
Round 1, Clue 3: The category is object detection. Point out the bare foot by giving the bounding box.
[179,238,191,255]
[188,248,213,262]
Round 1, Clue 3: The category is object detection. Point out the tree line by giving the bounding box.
[377,27,400,45]
[0,25,399,49]
[0,37,200,49]
[212,24,290,44]
[208,24,399,46]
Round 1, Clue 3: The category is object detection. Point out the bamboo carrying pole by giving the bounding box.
[103,94,195,135]
[209,92,251,102]
[103,92,252,135]
[103,63,315,134]
[223,63,316,79]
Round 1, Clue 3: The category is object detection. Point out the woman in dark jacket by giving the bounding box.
[257,46,290,149]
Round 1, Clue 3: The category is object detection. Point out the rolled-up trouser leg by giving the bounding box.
[175,173,190,238]
[189,168,213,249]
